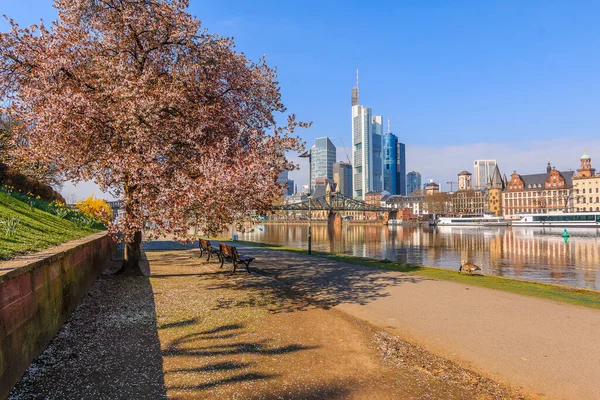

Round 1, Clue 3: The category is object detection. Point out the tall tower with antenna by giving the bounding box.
[351,69,359,106]
[351,70,383,199]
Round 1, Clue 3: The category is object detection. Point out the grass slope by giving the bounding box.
[234,240,600,310]
[0,191,99,260]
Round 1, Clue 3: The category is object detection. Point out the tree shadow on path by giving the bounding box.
[160,322,318,394]
[205,246,431,313]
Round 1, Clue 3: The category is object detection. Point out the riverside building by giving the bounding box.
[573,151,600,212]
[502,162,574,218]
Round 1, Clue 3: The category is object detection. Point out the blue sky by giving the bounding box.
[3,1,600,199]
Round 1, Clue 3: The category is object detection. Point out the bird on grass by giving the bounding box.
[459,261,482,275]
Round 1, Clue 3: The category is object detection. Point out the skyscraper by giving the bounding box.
[351,72,383,199]
[333,161,353,197]
[473,160,497,189]
[276,170,294,196]
[406,171,421,195]
[383,118,407,195]
[383,130,398,194]
[396,141,406,195]
[300,137,336,193]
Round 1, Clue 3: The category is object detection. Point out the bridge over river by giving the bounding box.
[271,192,396,227]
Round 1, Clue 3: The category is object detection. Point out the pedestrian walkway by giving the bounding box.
[236,244,600,400]
[9,243,526,400]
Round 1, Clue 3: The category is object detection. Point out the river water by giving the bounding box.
[235,223,600,290]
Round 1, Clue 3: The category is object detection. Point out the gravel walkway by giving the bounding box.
[9,244,528,399]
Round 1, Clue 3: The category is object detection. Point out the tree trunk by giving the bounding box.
[119,230,144,276]
[117,175,144,275]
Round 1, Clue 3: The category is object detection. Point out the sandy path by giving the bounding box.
[148,249,523,399]
[237,245,600,400]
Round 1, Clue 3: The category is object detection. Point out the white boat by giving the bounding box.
[435,214,510,227]
[512,212,600,227]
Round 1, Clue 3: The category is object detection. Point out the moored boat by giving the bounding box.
[512,212,600,227]
[435,214,510,227]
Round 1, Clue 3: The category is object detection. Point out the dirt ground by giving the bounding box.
[9,247,527,399]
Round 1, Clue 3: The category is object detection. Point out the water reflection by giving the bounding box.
[237,223,600,290]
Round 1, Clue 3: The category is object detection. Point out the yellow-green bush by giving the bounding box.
[76,195,113,224]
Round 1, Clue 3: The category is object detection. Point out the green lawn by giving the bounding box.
[0,191,100,260]
[234,240,600,310]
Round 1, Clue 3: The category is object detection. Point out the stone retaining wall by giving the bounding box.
[0,232,114,399]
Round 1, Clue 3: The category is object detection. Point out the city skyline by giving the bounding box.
[4,1,600,200]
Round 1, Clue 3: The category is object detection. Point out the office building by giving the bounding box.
[473,160,497,189]
[406,171,421,195]
[333,161,353,197]
[383,130,398,194]
[396,141,406,195]
[382,118,407,196]
[351,72,383,199]
[300,137,336,193]
[276,170,294,196]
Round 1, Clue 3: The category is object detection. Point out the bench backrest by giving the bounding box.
[199,239,212,250]
[219,243,238,260]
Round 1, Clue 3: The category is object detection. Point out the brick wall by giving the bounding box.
[0,232,114,399]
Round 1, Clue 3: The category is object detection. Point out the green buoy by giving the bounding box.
[562,228,569,238]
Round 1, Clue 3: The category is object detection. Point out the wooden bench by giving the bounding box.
[199,239,220,261]
[218,243,255,274]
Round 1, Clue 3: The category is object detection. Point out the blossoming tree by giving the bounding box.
[0,0,307,274]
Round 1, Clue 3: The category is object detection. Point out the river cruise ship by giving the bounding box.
[435,214,510,227]
[512,212,600,227]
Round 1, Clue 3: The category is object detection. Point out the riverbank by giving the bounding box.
[9,247,527,399]
[234,240,600,310]
[232,223,600,291]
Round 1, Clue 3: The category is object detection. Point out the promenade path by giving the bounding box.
[234,244,600,400]
[9,240,598,399]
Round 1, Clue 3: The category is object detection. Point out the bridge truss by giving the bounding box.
[272,192,390,212]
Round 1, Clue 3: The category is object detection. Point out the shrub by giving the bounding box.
[0,163,65,203]
[76,195,113,224]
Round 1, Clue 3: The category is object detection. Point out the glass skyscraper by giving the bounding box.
[352,77,383,199]
[406,171,421,195]
[277,170,294,195]
[301,137,336,194]
[396,141,406,195]
[383,133,398,194]
[383,129,406,195]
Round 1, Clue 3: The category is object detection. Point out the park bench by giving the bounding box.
[218,243,255,274]
[199,239,220,262]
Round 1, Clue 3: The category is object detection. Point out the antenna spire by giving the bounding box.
[356,68,359,101]
[351,69,360,106]
[387,117,391,133]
